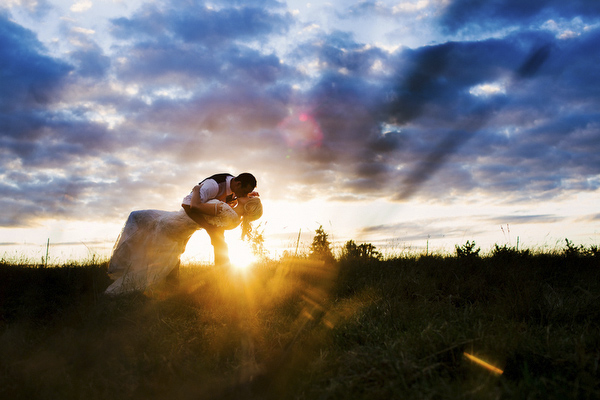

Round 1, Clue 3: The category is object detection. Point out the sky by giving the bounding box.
[1,0,600,262]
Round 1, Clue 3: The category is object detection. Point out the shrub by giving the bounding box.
[309,225,335,263]
[455,240,480,258]
[563,238,600,258]
[491,244,531,260]
[563,238,585,257]
[340,240,382,261]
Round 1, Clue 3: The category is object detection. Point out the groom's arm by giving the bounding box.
[182,205,213,229]
[188,186,219,216]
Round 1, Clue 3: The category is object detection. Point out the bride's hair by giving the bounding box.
[241,197,263,239]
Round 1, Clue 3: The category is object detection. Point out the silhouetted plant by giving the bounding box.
[491,244,530,260]
[248,223,269,260]
[340,239,358,260]
[309,225,335,263]
[587,244,599,257]
[455,240,480,258]
[564,238,585,258]
[340,240,382,261]
[563,239,600,258]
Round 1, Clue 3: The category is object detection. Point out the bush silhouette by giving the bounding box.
[455,240,480,258]
[309,225,335,263]
[340,240,382,261]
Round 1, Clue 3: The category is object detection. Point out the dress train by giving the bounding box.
[105,209,199,294]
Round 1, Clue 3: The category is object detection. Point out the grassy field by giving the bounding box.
[1,248,599,399]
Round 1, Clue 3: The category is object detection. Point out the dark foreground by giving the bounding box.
[1,252,599,399]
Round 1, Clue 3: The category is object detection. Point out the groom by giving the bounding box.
[183,172,257,267]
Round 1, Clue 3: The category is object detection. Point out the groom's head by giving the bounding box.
[231,173,257,197]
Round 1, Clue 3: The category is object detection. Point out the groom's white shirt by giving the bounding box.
[181,175,233,205]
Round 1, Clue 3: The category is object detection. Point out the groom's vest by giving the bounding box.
[200,173,234,202]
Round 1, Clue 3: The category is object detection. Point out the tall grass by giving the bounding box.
[0,247,599,399]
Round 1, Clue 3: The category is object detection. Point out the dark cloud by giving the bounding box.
[308,34,533,199]
[114,41,222,83]
[280,26,600,204]
[67,36,111,79]
[0,14,119,168]
[0,15,72,112]
[300,31,388,75]
[0,172,92,226]
[0,14,128,224]
[0,15,98,170]
[379,28,600,201]
[343,1,387,17]
[280,33,392,187]
[111,5,295,87]
[111,2,292,45]
[440,0,600,34]
[386,35,546,126]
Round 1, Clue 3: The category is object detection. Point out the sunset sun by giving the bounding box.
[228,237,257,271]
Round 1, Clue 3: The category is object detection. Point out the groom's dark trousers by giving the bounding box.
[182,205,230,267]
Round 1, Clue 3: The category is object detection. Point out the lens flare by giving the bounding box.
[463,352,504,375]
[278,109,323,148]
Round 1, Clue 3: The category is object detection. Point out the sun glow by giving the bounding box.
[228,237,257,271]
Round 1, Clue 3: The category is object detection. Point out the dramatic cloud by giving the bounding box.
[1,0,599,253]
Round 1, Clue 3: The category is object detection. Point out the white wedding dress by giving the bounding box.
[105,200,239,295]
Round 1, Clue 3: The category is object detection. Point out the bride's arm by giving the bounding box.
[189,185,218,216]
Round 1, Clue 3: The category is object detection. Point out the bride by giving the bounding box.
[105,194,262,295]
